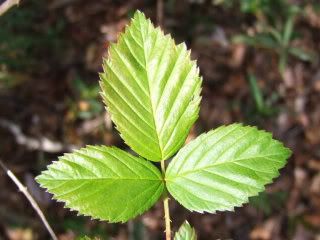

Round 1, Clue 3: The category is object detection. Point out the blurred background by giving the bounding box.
[0,0,320,239]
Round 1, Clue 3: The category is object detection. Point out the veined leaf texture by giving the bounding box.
[37,11,291,224]
[166,124,291,213]
[100,11,202,161]
[36,146,164,222]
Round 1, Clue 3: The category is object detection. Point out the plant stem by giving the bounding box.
[0,0,20,16]
[160,159,166,173]
[161,160,171,240]
[0,160,58,240]
[163,197,171,240]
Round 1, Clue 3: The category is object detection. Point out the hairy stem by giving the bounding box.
[161,160,171,240]
[163,197,171,240]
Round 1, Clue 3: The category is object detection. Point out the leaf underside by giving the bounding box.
[100,11,202,161]
[174,221,197,240]
[36,146,164,223]
[166,123,291,213]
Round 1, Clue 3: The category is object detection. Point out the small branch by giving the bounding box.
[0,0,20,16]
[161,160,171,240]
[0,160,58,240]
[0,118,77,153]
[77,113,112,134]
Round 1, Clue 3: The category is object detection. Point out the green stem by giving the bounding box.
[161,160,171,240]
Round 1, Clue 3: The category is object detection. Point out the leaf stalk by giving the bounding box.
[161,160,171,240]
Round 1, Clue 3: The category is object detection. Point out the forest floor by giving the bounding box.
[0,0,320,239]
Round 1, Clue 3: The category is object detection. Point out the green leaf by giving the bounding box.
[288,47,315,62]
[77,237,101,240]
[233,33,278,49]
[166,124,291,213]
[36,146,164,222]
[100,11,202,161]
[248,73,265,113]
[174,221,197,240]
[78,237,95,240]
[282,14,295,46]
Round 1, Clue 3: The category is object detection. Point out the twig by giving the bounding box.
[0,160,58,240]
[157,0,163,27]
[77,113,112,134]
[0,118,77,153]
[0,0,19,16]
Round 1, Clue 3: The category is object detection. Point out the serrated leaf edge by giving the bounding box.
[36,145,165,223]
[99,10,202,161]
[166,123,292,214]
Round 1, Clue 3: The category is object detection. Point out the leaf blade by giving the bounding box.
[166,124,291,213]
[36,146,164,222]
[174,221,197,240]
[100,11,202,161]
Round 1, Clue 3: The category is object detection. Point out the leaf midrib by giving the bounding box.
[40,177,163,181]
[137,16,164,159]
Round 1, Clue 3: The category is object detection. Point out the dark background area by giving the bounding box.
[0,0,320,239]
